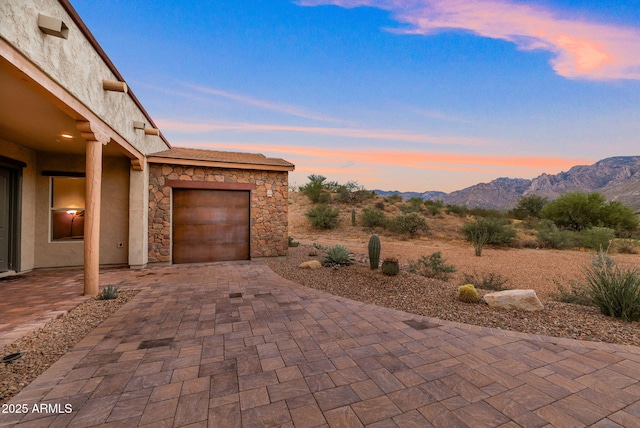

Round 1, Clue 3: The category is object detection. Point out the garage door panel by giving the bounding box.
[173,189,250,263]
[174,207,248,225]
[173,242,248,263]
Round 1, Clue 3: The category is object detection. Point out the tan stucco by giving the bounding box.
[0,0,168,155]
[33,154,129,268]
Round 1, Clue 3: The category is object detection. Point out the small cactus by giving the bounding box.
[368,235,381,269]
[351,208,356,226]
[99,285,119,300]
[381,257,399,276]
[458,284,481,303]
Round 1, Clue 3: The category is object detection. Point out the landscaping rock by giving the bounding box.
[299,260,322,270]
[484,289,544,312]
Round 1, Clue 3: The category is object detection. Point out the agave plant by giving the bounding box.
[322,245,355,267]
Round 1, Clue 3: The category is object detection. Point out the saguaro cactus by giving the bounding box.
[351,208,356,226]
[368,235,381,269]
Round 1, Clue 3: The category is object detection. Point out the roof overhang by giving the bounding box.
[146,156,295,172]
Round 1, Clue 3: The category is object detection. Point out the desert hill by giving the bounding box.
[376,156,640,210]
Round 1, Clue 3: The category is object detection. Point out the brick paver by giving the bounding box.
[1,262,640,427]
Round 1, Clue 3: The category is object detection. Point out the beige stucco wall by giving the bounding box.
[33,153,130,268]
[0,138,37,272]
[0,0,168,155]
[148,164,290,263]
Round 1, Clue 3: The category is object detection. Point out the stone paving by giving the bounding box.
[1,262,640,427]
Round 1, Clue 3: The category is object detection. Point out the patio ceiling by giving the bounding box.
[0,57,125,157]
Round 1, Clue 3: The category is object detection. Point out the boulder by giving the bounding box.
[299,260,322,270]
[483,289,544,312]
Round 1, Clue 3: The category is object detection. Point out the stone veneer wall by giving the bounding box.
[148,164,289,263]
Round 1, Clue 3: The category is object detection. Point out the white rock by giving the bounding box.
[483,289,544,312]
[299,260,322,270]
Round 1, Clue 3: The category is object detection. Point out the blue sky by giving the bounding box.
[71,0,640,192]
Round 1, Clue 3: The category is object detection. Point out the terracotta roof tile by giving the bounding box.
[149,147,294,169]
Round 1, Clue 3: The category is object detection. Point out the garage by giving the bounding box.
[172,189,250,263]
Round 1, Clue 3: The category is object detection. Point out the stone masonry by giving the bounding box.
[148,164,289,263]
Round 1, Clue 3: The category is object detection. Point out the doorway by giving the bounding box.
[0,165,21,272]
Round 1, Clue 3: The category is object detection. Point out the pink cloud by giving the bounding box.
[297,0,640,80]
[176,141,592,173]
[156,119,493,146]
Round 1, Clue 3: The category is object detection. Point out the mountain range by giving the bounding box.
[375,156,640,210]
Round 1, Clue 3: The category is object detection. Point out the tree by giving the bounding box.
[541,191,638,233]
[510,194,548,219]
[299,174,328,203]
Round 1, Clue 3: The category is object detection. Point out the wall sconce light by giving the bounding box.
[266,189,273,197]
[38,14,69,39]
[133,121,145,130]
[103,79,128,93]
[144,128,160,136]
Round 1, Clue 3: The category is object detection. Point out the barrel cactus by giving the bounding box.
[368,235,381,269]
[381,257,399,276]
[458,284,481,303]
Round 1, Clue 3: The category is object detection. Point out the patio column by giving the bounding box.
[77,121,109,296]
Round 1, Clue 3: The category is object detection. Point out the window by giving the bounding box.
[51,177,85,240]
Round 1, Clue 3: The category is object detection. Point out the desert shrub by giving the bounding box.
[360,208,388,228]
[385,194,403,204]
[334,181,374,204]
[400,197,424,214]
[287,236,300,247]
[374,201,386,210]
[535,219,576,249]
[616,239,639,254]
[458,284,481,303]
[446,204,468,217]
[541,191,638,232]
[322,245,355,267]
[381,257,400,276]
[461,217,516,246]
[424,200,443,216]
[509,194,548,220]
[462,271,509,291]
[583,252,640,322]
[305,204,339,229]
[467,207,505,218]
[388,212,429,235]
[99,285,118,300]
[409,252,456,281]
[299,174,329,203]
[579,227,615,251]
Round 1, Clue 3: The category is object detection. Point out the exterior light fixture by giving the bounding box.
[103,79,128,93]
[133,121,145,130]
[60,133,73,139]
[38,14,69,39]
[144,128,160,136]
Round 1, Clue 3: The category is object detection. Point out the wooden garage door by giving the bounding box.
[173,189,250,263]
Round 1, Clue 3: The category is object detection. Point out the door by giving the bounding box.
[172,189,250,263]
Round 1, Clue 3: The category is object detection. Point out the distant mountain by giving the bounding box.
[375,156,640,210]
[373,190,447,201]
[441,156,640,210]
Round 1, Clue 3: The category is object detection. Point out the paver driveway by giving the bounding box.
[1,262,640,427]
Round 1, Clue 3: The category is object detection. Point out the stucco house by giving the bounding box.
[0,0,294,295]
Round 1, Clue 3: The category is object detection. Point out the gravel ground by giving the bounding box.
[0,290,138,405]
[266,244,640,347]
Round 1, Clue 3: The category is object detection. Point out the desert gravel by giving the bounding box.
[0,290,138,404]
[266,244,640,348]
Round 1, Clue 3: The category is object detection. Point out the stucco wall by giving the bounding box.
[0,138,37,272]
[148,164,289,263]
[34,154,130,268]
[0,0,168,155]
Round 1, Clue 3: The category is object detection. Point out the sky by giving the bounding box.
[70,0,640,192]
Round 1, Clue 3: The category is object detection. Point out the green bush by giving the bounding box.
[446,204,468,217]
[583,252,640,322]
[385,194,403,204]
[551,280,592,306]
[509,194,548,220]
[305,204,340,229]
[287,236,300,247]
[461,217,516,246]
[388,212,429,235]
[462,271,509,291]
[408,252,456,281]
[299,174,328,203]
[467,207,505,218]
[322,245,355,267]
[360,208,388,228]
[400,198,424,214]
[536,219,576,249]
[580,227,615,251]
[424,200,443,216]
[616,239,639,254]
[334,181,374,204]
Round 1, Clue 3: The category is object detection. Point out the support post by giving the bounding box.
[77,121,109,296]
